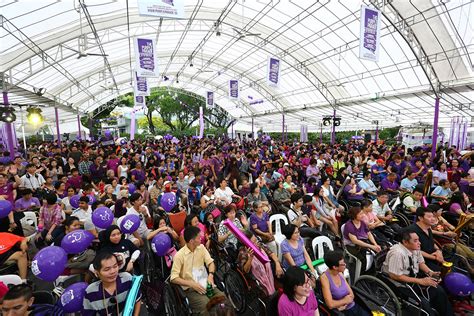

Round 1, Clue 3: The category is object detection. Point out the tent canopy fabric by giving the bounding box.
[1,0,472,132]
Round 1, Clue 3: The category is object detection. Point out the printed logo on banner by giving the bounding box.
[267,57,281,87]
[134,37,159,77]
[359,5,381,62]
[134,95,146,111]
[229,80,239,99]
[206,91,214,106]
[134,72,150,96]
[137,0,185,18]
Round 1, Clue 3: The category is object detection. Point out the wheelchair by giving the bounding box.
[352,250,444,316]
[208,232,270,314]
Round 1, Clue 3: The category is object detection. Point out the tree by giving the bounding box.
[204,106,235,131]
[137,116,169,133]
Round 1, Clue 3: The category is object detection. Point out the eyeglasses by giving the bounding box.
[339,262,347,267]
[300,277,312,288]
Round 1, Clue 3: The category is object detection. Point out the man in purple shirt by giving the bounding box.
[380,173,400,198]
[89,156,107,180]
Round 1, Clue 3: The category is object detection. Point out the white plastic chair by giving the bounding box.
[311,236,350,281]
[0,274,22,286]
[20,211,38,229]
[269,214,288,261]
[341,223,374,284]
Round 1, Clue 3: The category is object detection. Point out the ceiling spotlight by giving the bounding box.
[33,87,46,96]
[0,107,16,123]
[163,75,169,81]
[176,76,179,84]
[27,107,44,126]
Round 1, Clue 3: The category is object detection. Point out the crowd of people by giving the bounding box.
[0,135,472,315]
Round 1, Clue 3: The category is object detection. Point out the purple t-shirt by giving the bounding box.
[14,197,41,211]
[343,220,369,246]
[280,237,305,269]
[343,184,364,201]
[278,290,318,316]
[249,212,270,233]
[130,169,146,182]
[380,178,399,191]
[388,161,406,177]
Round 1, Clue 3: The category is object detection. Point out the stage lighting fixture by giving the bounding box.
[333,117,341,126]
[0,107,16,123]
[27,107,44,125]
[163,76,169,81]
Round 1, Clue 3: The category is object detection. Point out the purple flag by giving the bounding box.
[206,91,214,106]
[267,57,281,87]
[359,6,381,62]
[134,37,159,77]
[134,72,150,96]
[229,80,239,99]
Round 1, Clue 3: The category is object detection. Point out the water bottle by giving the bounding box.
[206,283,214,298]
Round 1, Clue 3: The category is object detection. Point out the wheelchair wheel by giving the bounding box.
[224,270,247,313]
[393,212,411,227]
[354,275,402,316]
[163,283,180,316]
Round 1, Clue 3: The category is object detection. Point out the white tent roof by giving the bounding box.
[1,0,472,132]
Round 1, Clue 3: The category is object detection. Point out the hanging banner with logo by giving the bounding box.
[267,56,281,87]
[359,5,381,62]
[300,124,308,142]
[134,72,150,96]
[134,37,159,77]
[206,91,214,107]
[137,0,185,19]
[134,95,146,111]
[229,80,239,100]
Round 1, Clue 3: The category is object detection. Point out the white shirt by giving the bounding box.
[214,186,234,205]
[20,173,45,190]
[372,199,391,217]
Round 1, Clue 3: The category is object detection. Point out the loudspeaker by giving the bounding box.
[364,133,371,142]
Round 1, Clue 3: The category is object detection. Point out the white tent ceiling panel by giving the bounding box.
[1,0,472,132]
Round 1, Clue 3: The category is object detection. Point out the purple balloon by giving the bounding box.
[0,200,13,218]
[128,183,136,194]
[61,230,94,254]
[87,195,97,205]
[151,233,172,256]
[60,282,88,313]
[32,246,67,281]
[104,130,112,138]
[91,206,114,229]
[69,195,81,209]
[160,192,176,212]
[444,272,473,297]
[119,214,141,234]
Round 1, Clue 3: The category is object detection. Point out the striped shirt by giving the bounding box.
[83,272,141,316]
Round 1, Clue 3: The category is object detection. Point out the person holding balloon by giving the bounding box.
[83,251,142,316]
[126,193,151,243]
[99,225,140,273]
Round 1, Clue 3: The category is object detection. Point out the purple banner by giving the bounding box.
[134,37,159,77]
[206,91,214,106]
[267,57,281,87]
[229,80,239,99]
[134,72,150,96]
[359,6,381,62]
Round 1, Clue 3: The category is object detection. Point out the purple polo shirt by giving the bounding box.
[14,197,41,211]
[66,175,82,190]
[343,184,364,201]
[343,220,369,246]
[249,212,270,233]
[380,178,399,191]
[130,169,146,182]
